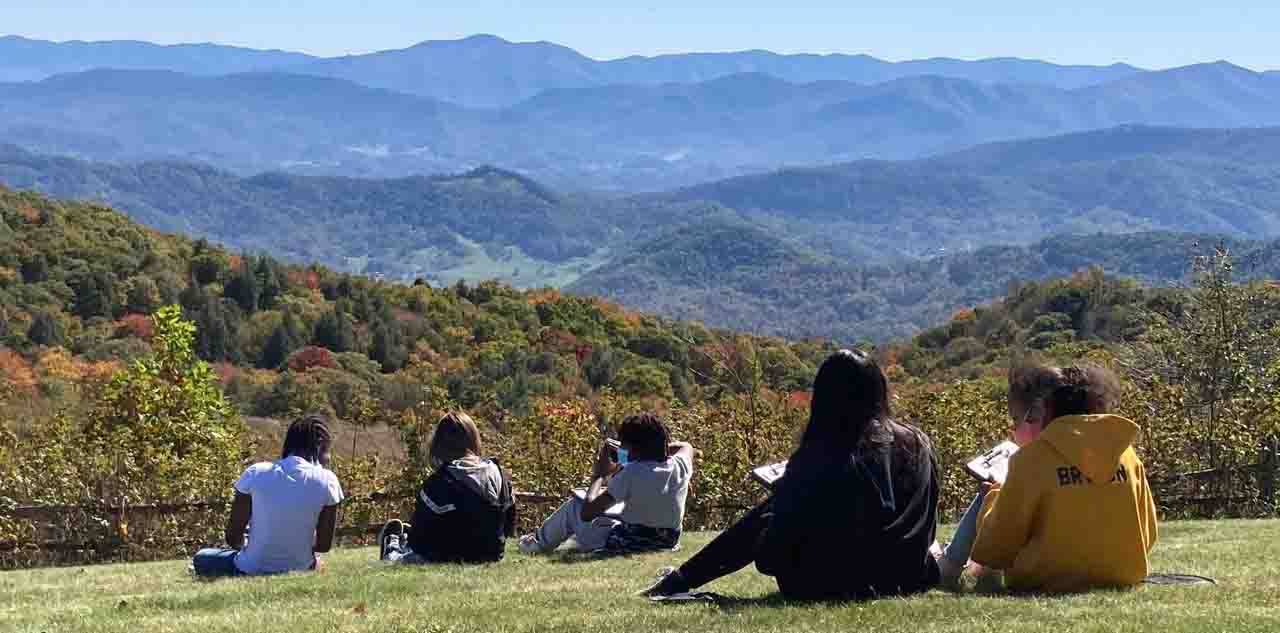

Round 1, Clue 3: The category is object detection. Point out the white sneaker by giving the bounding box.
[518,534,545,555]
[378,519,404,561]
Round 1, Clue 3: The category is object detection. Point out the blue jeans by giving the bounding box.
[192,548,243,577]
[943,488,988,565]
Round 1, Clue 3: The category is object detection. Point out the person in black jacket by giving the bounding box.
[378,411,516,564]
[643,349,941,601]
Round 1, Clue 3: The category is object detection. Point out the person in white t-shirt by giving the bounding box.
[519,413,694,555]
[192,414,344,577]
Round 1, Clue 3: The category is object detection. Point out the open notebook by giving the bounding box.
[749,440,1020,489]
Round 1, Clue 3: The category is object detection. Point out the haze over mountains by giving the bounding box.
[2,34,1279,190]
[0,35,315,81]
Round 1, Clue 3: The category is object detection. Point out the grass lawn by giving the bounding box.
[2,520,1277,633]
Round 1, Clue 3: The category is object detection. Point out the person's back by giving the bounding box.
[407,456,515,563]
[758,419,940,600]
[971,413,1157,592]
[234,455,343,574]
[606,450,692,546]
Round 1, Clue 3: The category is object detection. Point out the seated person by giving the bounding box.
[519,413,694,555]
[192,414,344,577]
[645,350,941,601]
[378,411,516,563]
[948,364,1159,593]
[936,364,1064,588]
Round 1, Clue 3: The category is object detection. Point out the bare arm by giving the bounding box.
[225,492,251,549]
[313,504,339,553]
[581,442,620,521]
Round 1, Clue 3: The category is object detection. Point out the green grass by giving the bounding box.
[3,520,1278,633]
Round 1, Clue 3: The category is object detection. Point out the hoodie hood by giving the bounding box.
[1039,414,1139,483]
[445,456,503,503]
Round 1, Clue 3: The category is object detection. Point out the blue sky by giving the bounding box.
[7,1,1278,70]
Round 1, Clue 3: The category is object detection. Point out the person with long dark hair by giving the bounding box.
[377,411,516,563]
[192,414,344,577]
[644,349,941,600]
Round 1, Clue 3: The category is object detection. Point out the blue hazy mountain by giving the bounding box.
[0,35,315,82]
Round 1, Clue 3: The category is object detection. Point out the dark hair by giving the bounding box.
[429,411,483,467]
[797,349,891,455]
[281,414,332,464]
[1008,365,1064,411]
[617,413,670,462]
[1048,364,1121,418]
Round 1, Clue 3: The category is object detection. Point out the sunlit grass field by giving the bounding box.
[3,520,1277,633]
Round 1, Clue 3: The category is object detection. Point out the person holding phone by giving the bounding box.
[191,414,344,577]
[519,413,695,555]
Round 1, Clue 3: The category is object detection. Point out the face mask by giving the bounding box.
[616,448,629,465]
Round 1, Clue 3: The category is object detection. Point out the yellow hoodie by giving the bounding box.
[970,414,1159,593]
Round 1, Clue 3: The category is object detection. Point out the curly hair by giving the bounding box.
[1049,364,1122,417]
[1008,364,1064,410]
[617,413,671,462]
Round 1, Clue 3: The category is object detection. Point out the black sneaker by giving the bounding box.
[640,566,691,597]
[378,519,405,561]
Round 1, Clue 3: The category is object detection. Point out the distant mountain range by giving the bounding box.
[286,34,1148,107]
[2,59,1280,190]
[5,125,1280,340]
[0,34,315,82]
[665,125,1280,259]
[1,33,1149,107]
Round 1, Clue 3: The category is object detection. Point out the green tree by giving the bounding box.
[191,297,241,362]
[223,257,260,314]
[258,309,304,369]
[83,305,245,502]
[369,316,407,373]
[1126,245,1280,512]
[313,306,355,353]
[189,254,225,286]
[124,275,162,314]
[19,254,48,283]
[26,311,63,347]
[256,256,285,310]
[70,271,117,319]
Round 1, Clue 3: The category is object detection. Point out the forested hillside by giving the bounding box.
[7,127,1280,342]
[572,218,1280,341]
[0,187,825,428]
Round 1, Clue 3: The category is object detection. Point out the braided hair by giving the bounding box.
[281,414,333,465]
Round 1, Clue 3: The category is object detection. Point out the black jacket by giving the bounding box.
[756,420,941,600]
[406,459,516,563]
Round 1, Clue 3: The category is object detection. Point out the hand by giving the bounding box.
[592,442,618,479]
